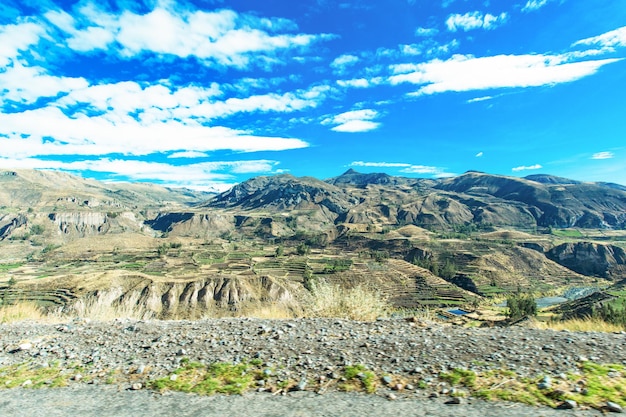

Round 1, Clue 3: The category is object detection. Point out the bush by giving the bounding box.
[506,293,537,320]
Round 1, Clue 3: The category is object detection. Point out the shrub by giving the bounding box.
[506,293,537,320]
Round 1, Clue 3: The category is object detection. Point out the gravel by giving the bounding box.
[1,317,625,416]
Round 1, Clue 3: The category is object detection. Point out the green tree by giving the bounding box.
[275,245,284,257]
[506,293,537,320]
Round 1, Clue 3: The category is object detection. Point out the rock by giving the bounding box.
[445,397,461,405]
[606,402,624,413]
[387,393,397,400]
[169,374,178,381]
[556,400,577,409]
[18,342,33,351]
[130,382,142,390]
[428,392,439,399]
[382,375,393,386]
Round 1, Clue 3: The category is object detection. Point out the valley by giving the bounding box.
[1,168,626,325]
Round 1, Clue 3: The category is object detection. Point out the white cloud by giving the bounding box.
[475,152,484,157]
[389,53,622,95]
[337,78,372,88]
[0,157,280,192]
[467,96,493,103]
[350,161,411,168]
[446,12,508,32]
[415,27,438,37]
[0,62,89,105]
[400,165,441,174]
[522,0,548,12]
[574,26,626,49]
[168,151,210,159]
[592,151,614,160]
[331,54,359,70]
[0,106,309,158]
[350,161,451,177]
[512,164,542,172]
[323,109,381,133]
[0,22,45,66]
[331,120,380,133]
[43,6,331,69]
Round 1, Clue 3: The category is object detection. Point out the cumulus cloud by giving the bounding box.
[512,164,542,172]
[0,22,45,66]
[446,12,508,32]
[389,53,621,95]
[42,5,332,69]
[330,54,360,74]
[475,152,484,157]
[322,109,381,133]
[592,151,614,160]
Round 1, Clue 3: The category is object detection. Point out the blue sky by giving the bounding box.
[0,0,625,191]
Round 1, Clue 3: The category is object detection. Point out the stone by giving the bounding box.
[382,375,393,386]
[445,397,461,405]
[606,402,624,413]
[130,382,142,390]
[18,342,33,351]
[556,400,577,410]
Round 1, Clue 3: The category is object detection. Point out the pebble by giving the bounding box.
[556,400,577,410]
[606,402,624,413]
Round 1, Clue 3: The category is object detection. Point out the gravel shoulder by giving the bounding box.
[1,318,625,416]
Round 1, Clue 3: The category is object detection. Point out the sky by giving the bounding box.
[0,0,625,191]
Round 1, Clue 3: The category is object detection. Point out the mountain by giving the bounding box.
[326,168,415,187]
[435,171,626,228]
[204,173,359,214]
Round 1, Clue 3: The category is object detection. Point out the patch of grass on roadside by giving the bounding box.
[149,359,265,395]
[0,362,88,388]
[442,362,626,409]
[339,364,378,393]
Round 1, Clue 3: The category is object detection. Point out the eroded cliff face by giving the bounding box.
[71,275,294,318]
[0,214,27,240]
[146,213,235,238]
[49,212,110,235]
[547,242,626,278]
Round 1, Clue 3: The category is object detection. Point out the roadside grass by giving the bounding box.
[1,356,624,411]
[304,279,390,321]
[339,364,378,393]
[438,363,626,409]
[0,361,88,388]
[149,359,264,395]
[531,317,625,332]
[0,302,47,323]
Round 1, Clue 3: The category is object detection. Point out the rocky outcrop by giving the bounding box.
[0,214,27,240]
[80,275,294,318]
[546,242,626,278]
[49,212,109,235]
[145,212,235,237]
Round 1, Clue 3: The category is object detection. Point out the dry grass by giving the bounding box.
[304,280,390,321]
[0,302,47,323]
[531,317,625,332]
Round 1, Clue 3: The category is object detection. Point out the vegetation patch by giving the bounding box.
[339,364,378,393]
[0,263,23,272]
[442,362,626,409]
[149,359,264,395]
[0,361,88,388]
